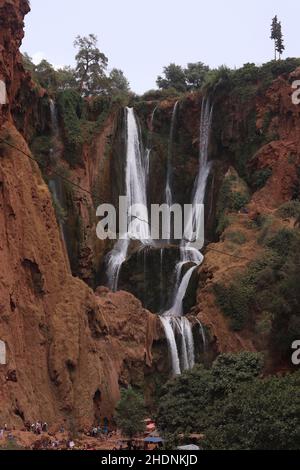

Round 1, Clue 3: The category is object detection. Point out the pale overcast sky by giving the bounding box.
[21,0,299,94]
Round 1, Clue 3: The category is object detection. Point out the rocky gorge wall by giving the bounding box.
[0,0,160,429]
[1,0,300,430]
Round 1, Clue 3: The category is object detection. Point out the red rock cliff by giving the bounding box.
[0,0,157,428]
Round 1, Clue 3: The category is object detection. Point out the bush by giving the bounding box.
[214,280,254,331]
[216,214,230,235]
[264,228,298,256]
[251,168,272,190]
[216,175,250,235]
[277,200,300,219]
[226,231,247,245]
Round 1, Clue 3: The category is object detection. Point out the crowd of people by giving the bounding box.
[0,419,125,450]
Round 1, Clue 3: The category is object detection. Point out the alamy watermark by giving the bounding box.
[292,80,300,105]
[96,196,205,250]
[291,340,300,366]
[0,80,6,105]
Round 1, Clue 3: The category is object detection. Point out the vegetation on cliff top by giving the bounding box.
[23,34,130,98]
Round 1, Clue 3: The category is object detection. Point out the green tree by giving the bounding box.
[184,62,209,90]
[275,21,285,60]
[157,353,263,436]
[56,66,77,91]
[270,16,285,60]
[156,63,187,92]
[270,16,279,60]
[115,387,146,439]
[108,68,130,93]
[35,59,58,92]
[204,372,300,450]
[22,52,36,74]
[157,353,300,450]
[74,34,108,95]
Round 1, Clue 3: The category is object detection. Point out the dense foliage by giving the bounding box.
[157,353,300,450]
[155,58,300,97]
[115,388,146,438]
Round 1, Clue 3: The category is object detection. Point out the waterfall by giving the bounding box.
[174,318,189,371]
[159,248,164,312]
[106,107,151,291]
[160,98,213,375]
[160,317,181,376]
[50,99,59,136]
[165,101,178,207]
[164,265,197,317]
[145,106,157,183]
[196,319,207,353]
[183,317,195,368]
[181,97,213,262]
[159,316,195,375]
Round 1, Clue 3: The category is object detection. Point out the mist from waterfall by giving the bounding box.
[106,107,151,291]
[160,98,213,376]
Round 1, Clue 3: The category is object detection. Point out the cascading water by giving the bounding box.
[165,265,197,317]
[181,97,213,262]
[165,101,178,208]
[160,317,181,376]
[160,98,213,375]
[183,317,195,368]
[145,106,157,183]
[50,99,59,136]
[196,319,207,353]
[106,107,152,291]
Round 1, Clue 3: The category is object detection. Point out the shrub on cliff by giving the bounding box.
[251,168,272,190]
[277,200,300,220]
[214,279,254,331]
[215,173,250,235]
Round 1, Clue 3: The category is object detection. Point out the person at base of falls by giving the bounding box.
[42,422,48,433]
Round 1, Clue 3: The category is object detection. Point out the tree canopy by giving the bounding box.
[115,388,146,439]
[157,353,300,450]
[22,34,130,97]
[270,16,285,60]
[156,62,210,92]
[74,34,108,95]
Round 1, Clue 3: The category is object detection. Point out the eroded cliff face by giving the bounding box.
[0,0,159,428]
[1,0,299,429]
[195,68,300,361]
